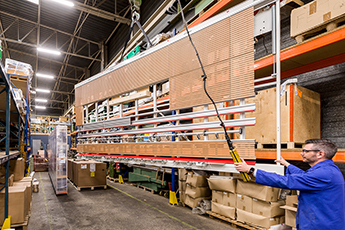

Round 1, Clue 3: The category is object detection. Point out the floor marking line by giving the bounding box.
[107,183,199,230]
[39,172,53,230]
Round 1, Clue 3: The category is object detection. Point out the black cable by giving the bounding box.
[177,0,234,150]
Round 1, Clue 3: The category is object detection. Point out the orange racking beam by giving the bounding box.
[256,149,345,163]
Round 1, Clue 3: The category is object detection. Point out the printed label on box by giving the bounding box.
[90,163,95,171]
[81,164,87,169]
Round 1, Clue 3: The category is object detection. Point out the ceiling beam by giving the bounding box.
[73,2,131,25]
[0,10,100,45]
[0,37,101,61]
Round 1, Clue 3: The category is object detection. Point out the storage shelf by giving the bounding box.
[0,151,20,165]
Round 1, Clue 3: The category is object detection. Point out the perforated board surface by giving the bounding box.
[75,8,254,113]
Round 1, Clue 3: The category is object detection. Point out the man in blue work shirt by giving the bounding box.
[234,139,345,230]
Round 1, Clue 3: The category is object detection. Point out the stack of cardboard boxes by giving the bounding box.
[209,176,286,229]
[184,171,211,208]
[280,195,298,229]
[0,158,33,226]
[178,169,188,204]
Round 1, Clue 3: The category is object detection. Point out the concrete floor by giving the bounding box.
[28,172,235,230]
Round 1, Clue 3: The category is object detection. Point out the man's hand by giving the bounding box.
[275,157,290,167]
[234,158,251,173]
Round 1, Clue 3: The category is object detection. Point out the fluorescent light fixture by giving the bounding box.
[35,98,48,103]
[35,106,46,109]
[37,47,61,55]
[26,0,39,4]
[36,73,54,79]
[52,0,74,7]
[35,88,50,93]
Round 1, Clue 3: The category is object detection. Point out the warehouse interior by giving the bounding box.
[0,0,344,229]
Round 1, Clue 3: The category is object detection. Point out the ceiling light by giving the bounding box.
[36,73,54,79]
[35,88,50,93]
[37,47,61,55]
[52,0,74,7]
[35,106,46,109]
[35,98,48,103]
[26,0,39,4]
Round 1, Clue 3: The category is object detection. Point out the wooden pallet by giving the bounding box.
[11,215,29,230]
[130,183,155,194]
[106,175,128,182]
[68,178,107,191]
[207,211,266,230]
[256,142,303,150]
[294,18,345,43]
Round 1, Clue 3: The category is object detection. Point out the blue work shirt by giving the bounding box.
[255,159,345,230]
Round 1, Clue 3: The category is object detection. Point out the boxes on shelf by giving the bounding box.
[236,180,280,202]
[0,186,28,225]
[237,84,320,147]
[0,158,24,182]
[291,0,345,39]
[59,116,68,122]
[5,58,33,77]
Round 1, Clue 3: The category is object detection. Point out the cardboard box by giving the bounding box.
[236,180,280,202]
[252,199,285,217]
[184,195,205,208]
[0,158,25,182]
[219,172,232,176]
[207,176,236,193]
[291,0,345,38]
[236,194,253,212]
[72,160,107,187]
[211,202,236,219]
[178,180,187,192]
[280,195,298,227]
[237,209,281,228]
[178,168,189,181]
[59,116,68,122]
[212,190,223,204]
[0,186,28,225]
[13,181,32,214]
[185,184,211,198]
[186,172,208,187]
[179,191,186,203]
[222,191,237,207]
[68,159,73,181]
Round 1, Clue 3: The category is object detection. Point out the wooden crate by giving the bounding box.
[238,84,320,147]
[291,0,345,41]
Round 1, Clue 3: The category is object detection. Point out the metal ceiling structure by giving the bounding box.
[0,0,134,116]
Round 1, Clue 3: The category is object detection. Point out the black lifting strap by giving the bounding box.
[119,15,153,63]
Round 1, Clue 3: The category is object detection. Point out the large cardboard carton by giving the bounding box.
[13,181,32,213]
[185,184,211,198]
[280,195,298,227]
[178,180,186,192]
[184,195,205,208]
[222,192,237,207]
[237,209,281,228]
[178,168,189,181]
[211,202,236,219]
[0,158,25,181]
[291,0,345,38]
[0,186,28,225]
[186,172,208,187]
[252,199,285,217]
[207,176,236,193]
[236,180,280,202]
[68,159,73,181]
[179,191,187,203]
[212,190,223,204]
[73,160,106,187]
[236,194,253,212]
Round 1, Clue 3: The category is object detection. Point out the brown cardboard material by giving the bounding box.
[0,158,25,182]
[186,172,208,187]
[237,209,281,228]
[178,181,186,192]
[178,168,189,181]
[280,195,298,227]
[207,176,236,193]
[68,159,73,181]
[211,202,236,219]
[73,160,106,187]
[212,190,223,204]
[185,184,211,198]
[0,186,27,225]
[222,192,237,207]
[179,191,186,203]
[236,180,280,202]
[252,199,285,217]
[8,174,14,186]
[184,195,205,208]
[236,194,253,212]
[13,181,32,213]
